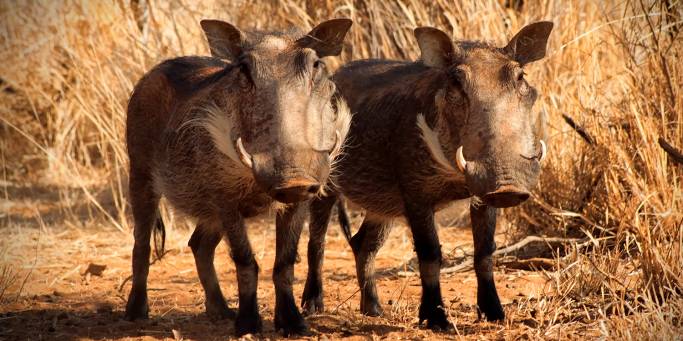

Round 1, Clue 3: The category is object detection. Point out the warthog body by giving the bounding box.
[302,23,553,329]
[124,19,352,336]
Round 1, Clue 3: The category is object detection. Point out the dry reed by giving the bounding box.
[1,0,681,339]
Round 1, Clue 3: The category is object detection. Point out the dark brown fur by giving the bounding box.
[124,19,352,337]
[302,23,553,329]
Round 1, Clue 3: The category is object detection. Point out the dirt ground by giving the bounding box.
[0,201,572,340]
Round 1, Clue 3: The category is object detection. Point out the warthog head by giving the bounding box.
[201,19,352,203]
[415,22,553,207]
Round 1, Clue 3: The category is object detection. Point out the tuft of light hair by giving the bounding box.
[326,98,353,194]
[176,101,256,196]
[196,102,247,169]
[416,114,463,177]
[330,97,352,161]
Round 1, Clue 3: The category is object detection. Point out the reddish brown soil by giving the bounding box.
[0,207,552,340]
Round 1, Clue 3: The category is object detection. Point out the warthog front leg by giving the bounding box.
[188,221,236,320]
[273,203,308,336]
[302,195,337,315]
[222,211,261,336]
[404,202,453,331]
[470,197,504,321]
[125,171,160,320]
[349,217,393,317]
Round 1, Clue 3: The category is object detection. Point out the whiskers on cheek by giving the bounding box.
[317,97,352,196]
[328,97,352,186]
[330,97,352,160]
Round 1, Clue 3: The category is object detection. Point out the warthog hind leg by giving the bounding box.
[350,216,393,317]
[188,221,236,320]
[124,170,160,321]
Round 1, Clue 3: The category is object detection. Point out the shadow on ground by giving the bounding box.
[0,304,411,340]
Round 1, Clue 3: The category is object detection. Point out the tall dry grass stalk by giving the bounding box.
[1,0,681,337]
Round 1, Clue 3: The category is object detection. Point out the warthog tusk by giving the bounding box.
[539,140,547,162]
[455,146,467,172]
[235,137,253,169]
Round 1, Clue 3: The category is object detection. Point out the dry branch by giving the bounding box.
[562,114,595,145]
[397,236,583,277]
[658,137,683,165]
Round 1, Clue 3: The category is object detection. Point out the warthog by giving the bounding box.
[301,22,553,330]
[124,18,352,336]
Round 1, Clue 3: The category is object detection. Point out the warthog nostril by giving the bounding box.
[307,184,321,194]
[483,185,530,208]
[269,179,321,203]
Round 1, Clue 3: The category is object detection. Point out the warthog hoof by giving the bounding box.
[206,300,236,321]
[419,304,453,332]
[301,285,324,315]
[301,296,324,315]
[477,297,505,322]
[360,298,383,317]
[275,301,309,336]
[234,312,262,336]
[124,293,149,321]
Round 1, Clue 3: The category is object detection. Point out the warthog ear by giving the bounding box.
[414,27,459,68]
[200,19,245,60]
[504,21,554,65]
[298,18,352,57]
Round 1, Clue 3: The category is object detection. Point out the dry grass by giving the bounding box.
[1,0,681,339]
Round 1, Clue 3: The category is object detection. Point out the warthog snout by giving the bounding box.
[482,184,530,208]
[247,147,329,203]
[270,178,321,203]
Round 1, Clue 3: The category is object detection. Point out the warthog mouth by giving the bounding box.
[482,184,531,208]
[270,178,321,203]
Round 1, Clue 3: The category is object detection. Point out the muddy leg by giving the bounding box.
[188,221,236,320]
[301,195,337,315]
[470,197,504,321]
[349,217,392,317]
[222,211,261,336]
[124,170,160,320]
[273,202,308,336]
[404,203,453,331]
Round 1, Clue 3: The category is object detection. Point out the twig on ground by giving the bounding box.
[398,236,584,276]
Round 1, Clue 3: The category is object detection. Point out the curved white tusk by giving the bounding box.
[235,137,254,169]
[455,146,467,173]
[539,140,547,162]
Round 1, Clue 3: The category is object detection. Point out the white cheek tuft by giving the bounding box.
[330,98,352,160]
[416,114,462,176]
[197,103,244,167]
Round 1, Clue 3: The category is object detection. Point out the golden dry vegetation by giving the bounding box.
[0,0,681,340]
